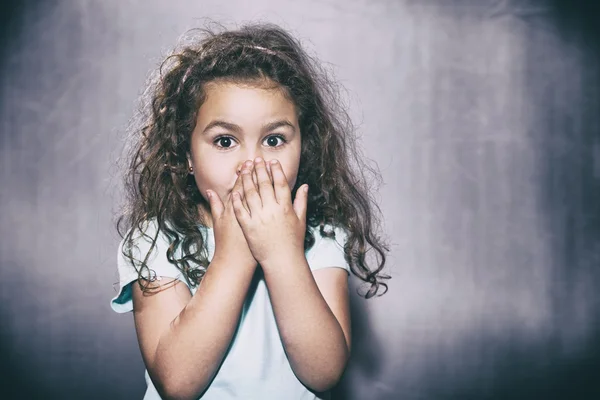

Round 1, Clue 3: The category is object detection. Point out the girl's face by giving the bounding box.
[188,81,302,225]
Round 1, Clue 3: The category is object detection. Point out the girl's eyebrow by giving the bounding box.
[203,120,241,134]
[263,120,296,133]
[202,119,296,134]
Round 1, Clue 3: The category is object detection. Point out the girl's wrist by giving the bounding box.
[259,248,306,273]
[211,250,257,270]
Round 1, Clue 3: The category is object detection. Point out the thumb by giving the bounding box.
[206,190,224,220]
[293,184,309,223]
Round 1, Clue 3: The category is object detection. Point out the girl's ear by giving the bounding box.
[186,153,193,173]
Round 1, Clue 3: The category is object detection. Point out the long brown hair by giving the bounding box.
[115,22,390,298]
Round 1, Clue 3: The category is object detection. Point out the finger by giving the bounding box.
[231,170,250,214]
[205,189,224,220]
[231,191,250,223]
[253,157,276,206]
[269,159,291,204]
[264,161,275,188]
[242,190,250,213]
[241,160,262,211]
[265,160,273,182]
[293,184,309,222]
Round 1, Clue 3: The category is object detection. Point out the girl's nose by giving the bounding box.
[236,160,253,175]
[235,158,272,176]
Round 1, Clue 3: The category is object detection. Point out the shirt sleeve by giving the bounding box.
[305,224,351,274]
[110,219,191,313]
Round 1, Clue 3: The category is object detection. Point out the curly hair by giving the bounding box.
[115,22,390,298]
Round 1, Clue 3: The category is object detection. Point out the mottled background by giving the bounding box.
[1,0,599,399]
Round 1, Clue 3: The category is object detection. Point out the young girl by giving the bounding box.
[111,22,389,400]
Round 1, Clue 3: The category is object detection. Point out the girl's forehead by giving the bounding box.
[198,81,298,120]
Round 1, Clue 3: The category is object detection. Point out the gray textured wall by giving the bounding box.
[1,1,598,399]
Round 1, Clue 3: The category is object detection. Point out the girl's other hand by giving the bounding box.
[206,168,257,269]
[232,158,309,267]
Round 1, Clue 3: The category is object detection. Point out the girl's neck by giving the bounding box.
[197,203,214,229]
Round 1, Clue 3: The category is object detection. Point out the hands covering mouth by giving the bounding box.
[233,159,273,187]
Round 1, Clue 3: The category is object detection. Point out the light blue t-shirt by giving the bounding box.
[111,219,350,400]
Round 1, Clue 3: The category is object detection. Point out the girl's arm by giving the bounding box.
[231,158,351,392]
[261,257,351,393]
[132,172,256,400]
[132,254,256,400]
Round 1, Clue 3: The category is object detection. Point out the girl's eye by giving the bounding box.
[214,136,235,149]
[213,134,286,149]
[264,135,286,148]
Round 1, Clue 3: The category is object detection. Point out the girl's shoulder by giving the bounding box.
[307,223,348,243]
[111,218,190,313]
[305,223,350,273]
[121,217,197,253]
[125,217,163,241]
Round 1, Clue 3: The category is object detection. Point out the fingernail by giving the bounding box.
[245,160,253,167]
[270,159,278,165]
[255,157,262,163]
[206,190,212,198]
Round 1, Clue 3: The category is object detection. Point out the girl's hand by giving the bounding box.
[206,171,257,269]
[232,157,309,267]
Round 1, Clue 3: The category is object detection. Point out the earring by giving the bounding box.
[188,165,193,174]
